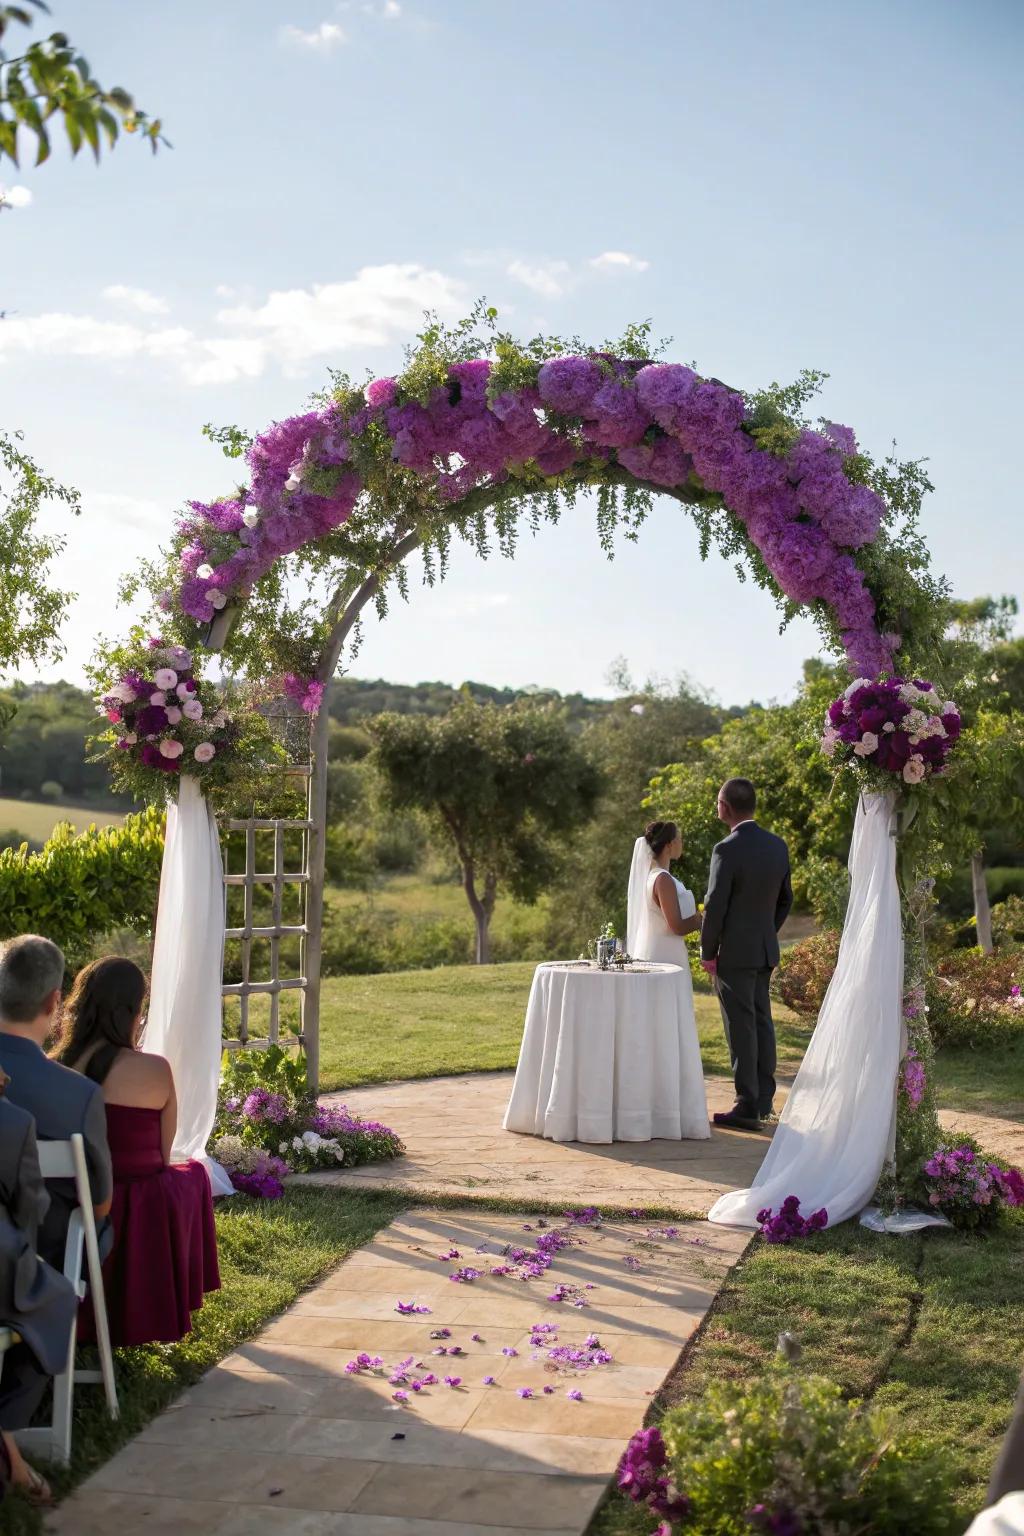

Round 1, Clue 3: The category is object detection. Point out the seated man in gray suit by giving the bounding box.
[0,935,113,1267]
[700,778,793,1133]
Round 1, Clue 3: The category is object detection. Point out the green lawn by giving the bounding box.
[590,1213,1024,1535]
[932,1035,1024,1118]
[315,960,1022,1127]
[315,962,814,1093]
[0,796,123,843]
[0,1187,403,1535]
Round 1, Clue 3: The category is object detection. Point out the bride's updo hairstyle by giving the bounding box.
[644,820,678,857]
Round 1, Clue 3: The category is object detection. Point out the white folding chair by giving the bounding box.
[16,1133,118,1466]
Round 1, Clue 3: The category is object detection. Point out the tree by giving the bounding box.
[370,699,602,963]
[647,663,858,929]
[545,672,726,952]
[0,7,166,669]
[0,1,166,168]
[938,595,1024,950]
[0,429,79,671]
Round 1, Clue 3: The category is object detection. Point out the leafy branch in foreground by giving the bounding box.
[0,0,168,166]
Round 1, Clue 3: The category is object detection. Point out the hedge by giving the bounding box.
[0,808,165,975]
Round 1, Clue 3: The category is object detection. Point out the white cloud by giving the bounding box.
[0,263,467,387]
[506,258,572,299]
[214,284,236,298]
[216,263,466,376]
[103,284,169,315]
[280,20,347,50]
[505,250,650,298]
[87,492,166,531]
[589,250,651,274]
[0,184,32,210]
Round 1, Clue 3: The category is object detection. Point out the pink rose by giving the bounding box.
[149,691,167,706]
[159,739,185,760]
[165,706,182,725]
[903,755,927,784]
[154,668,178,690]
[193,742,216,763]
[853,731,879,757]
[176,683,190,699]
[183,699,203,721]
[206,588,227,610]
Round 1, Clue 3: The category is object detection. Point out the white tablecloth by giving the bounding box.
[503,962,710,1144]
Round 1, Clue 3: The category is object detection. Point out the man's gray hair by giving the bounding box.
[0,935,65,1023]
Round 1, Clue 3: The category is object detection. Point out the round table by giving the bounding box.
[502,961,710,1144]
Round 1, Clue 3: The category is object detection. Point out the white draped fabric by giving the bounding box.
[708,792,903,1230]
[141,775,233,1197]
[504,962,710,1143]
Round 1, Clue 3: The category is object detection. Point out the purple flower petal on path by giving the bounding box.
[392,1390,408,1403]
[568,1389,584,1401]
[517,1387,534,1399]
[482,1375,496,1385]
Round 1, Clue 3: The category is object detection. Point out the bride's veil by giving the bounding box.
[626,835,655,957]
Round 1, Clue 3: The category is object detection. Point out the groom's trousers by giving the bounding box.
[715,965,777,1118]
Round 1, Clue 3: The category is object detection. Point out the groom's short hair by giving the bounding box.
[721,778,756,816]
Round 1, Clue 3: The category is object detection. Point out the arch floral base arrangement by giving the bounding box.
[100,308,987,1212]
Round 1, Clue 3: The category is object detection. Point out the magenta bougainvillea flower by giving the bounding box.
[164,352,901,682]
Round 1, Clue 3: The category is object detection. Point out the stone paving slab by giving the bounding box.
[47,1208,749,1536]
[291,1072,767,1214]
[293,1071,1020,1214]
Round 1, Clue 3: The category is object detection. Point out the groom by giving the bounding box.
[700,778,793,1134]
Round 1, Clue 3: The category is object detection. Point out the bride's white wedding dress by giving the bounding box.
[626,838,709,1136]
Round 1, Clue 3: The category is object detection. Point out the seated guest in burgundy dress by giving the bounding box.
[54,958,220,1347]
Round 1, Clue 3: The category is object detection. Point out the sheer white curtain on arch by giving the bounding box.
[142,775,233,1196]
[709,792,904,1230]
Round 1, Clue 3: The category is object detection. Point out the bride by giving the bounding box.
[626,820,709,1138]
[627,820,703,963]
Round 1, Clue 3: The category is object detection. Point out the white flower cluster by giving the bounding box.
[286,1130,346,1167]
[211,1134,275,1174]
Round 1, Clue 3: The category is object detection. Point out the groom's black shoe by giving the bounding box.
[712,1107,762,1133]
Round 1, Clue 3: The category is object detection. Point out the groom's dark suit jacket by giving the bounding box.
[700,821,793,969]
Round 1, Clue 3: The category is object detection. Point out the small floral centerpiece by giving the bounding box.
[821,677,960,786]
[212,1045,404,1195]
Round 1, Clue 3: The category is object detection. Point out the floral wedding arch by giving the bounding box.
[95,309,958,1212]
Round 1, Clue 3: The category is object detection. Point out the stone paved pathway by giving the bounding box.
[293,1072,1022,1214]
[296,1073,767,1214]
[47,1208,749,1536]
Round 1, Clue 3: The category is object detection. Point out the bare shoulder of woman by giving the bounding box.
[106,1050,173,1107]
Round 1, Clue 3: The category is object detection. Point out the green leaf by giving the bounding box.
[78,104,100,160]
[62,107,81,155]
[0,116,19,165]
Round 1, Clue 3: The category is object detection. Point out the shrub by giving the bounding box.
[774,930,840,1017]
[926,947,1024,1050]
[0,808,165,974]
[620,1371,957,1536]
[992,893,1024,948]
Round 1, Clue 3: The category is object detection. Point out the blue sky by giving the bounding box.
[2,0,1022,705]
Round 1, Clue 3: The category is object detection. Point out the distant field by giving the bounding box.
[0,796,124,842]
